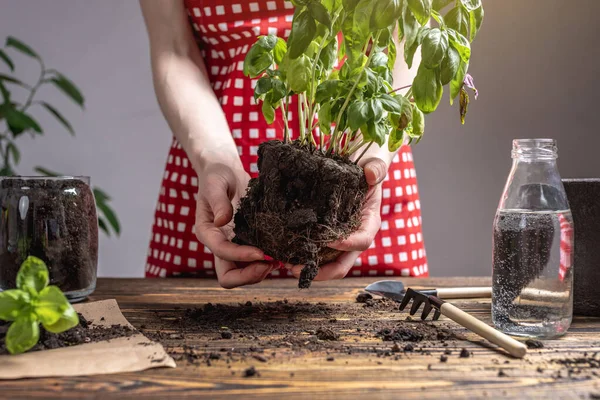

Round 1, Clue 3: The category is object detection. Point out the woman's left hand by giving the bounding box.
[288,157,386,281]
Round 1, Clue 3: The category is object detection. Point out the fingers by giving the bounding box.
[195,200,264,261]
[360,157,388,186]
[289,251,361,281]
[215,257,277,289]
[203,173,235,227]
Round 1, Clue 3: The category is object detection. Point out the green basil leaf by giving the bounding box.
[352,0,375,50]
[379,94,402,114]
[432,0,453,12]
[0,290,30,321]
[319,37,338,71]
[244,44,273,78]
[42,305,78,334]
[469,5,484,42]
[371,52,388,69]
[0,50,14,72]
[362,120,388,146]
[447,28,471,62]
[460,0,481,12]
[6,36,39,59]
[262,100,275,124]
[49,74,85,108]
[6,141,20,165]
[315,80,341,103]
[459,86,469,124]
[318,101,333,134]
[254,77,273,100]
[450,59,468,105]
[402,4,422,68]
[34,286,72,326]
[288,10,317,59]
[369,98,384,122]
[387,36,397,71]
[270,79,287,103]
[16,256,49,293]
[407,0,432,25]
[370,0,402,30]
[273,38,288,65]
[421,28,448,68]
[348,101,370,131]
[412,104,425,137]
[322,0,341,12]
[388,127,405,152]
[40,102,74,135]
[413,64,443,113]
[257,35,278,50]
[6,318,40,355]
[287,55,312,93]
[308,1,331,28]
[444,6,469,38]
[440,45,460,85]
[342,0,360,11]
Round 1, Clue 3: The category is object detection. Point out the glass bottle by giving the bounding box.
[492,139,573,339]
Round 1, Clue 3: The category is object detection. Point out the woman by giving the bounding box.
[140,0,428,288]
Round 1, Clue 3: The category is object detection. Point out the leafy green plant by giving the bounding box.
[0,256,79,355]
[244,0,482,159]
[0,36,120,237]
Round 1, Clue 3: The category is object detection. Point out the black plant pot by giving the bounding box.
[563,179,600,317]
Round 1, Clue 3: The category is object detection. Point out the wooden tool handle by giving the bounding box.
[439,303,527,359]
[436,287,492,299]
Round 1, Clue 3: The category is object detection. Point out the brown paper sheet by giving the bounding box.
[0,299,176,380]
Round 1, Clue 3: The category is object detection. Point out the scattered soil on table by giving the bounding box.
[0,178,98,296]
[356,293,373,303]
[244,366,258,377]
[0,314,135,355]
[459,348,471,358]
[139,296,462,369]
[232,140,368,288]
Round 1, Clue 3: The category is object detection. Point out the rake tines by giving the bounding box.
[399,288,442,320]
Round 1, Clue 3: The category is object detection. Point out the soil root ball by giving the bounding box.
[233,140,368,289]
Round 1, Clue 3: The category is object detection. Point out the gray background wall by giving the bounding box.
[0,0,598,278]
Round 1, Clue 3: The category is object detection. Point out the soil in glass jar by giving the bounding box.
[0,177,98,301]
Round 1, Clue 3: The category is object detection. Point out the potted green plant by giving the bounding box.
[233,0,483,288]
[0,36,120,300]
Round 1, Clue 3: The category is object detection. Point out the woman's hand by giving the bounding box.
[289,157,386,281]
[194,161,276,288]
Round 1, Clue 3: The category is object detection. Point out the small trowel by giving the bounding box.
[365,280,491,302]
[365,280,568,303]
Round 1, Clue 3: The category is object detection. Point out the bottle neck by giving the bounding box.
[499,157,567,212]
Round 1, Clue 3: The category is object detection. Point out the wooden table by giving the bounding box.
[2,277,600,399]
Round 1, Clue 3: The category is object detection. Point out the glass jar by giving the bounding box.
[492,139,573,339]
[0,176,98,302]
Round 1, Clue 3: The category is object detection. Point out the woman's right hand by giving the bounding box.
[194,161,276,288]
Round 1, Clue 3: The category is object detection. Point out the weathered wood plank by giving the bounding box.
[1,278,599,400]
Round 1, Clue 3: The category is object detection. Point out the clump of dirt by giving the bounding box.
[244,366,259,377]
[0,178,98,298]
[315,327,339,341]
[459,348,471,358]
[377,325,453,342]
[526,339,544,349]
[356,293,373,303]
[233,140,368,289]
[0,314,135,355]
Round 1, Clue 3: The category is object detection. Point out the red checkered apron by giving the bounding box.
[145,0,428,279]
